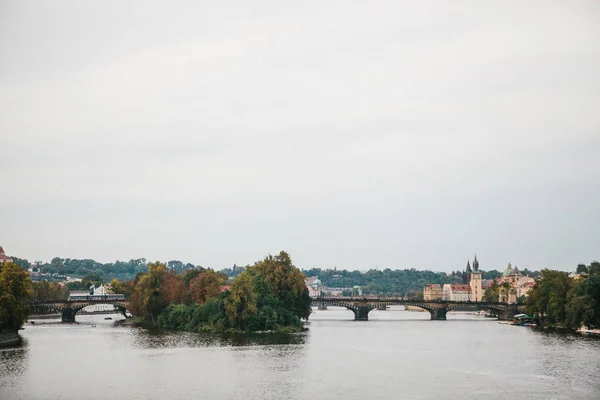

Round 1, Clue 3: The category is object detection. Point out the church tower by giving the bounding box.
[463,260,472,284]
[470,254,482,302]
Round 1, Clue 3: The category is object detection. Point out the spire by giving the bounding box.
[473,254,479,271]
[466,260,472,273]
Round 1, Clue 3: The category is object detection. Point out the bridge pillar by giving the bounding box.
[318,303,328,310]
[429,308,447,320]
[62,307,75,323]
[376,304,387,311]
[497,308,516,321]
[352,307,372,321]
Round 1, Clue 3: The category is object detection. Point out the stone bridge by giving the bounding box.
[29,299,130,322]
[312,297,524,321]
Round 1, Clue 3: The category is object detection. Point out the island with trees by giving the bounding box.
[123,251,312,333]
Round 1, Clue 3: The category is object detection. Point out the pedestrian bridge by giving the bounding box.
[29,298,130,322]
[311,297,524,321]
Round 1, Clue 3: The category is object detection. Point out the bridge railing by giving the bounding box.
[312,297,518,306]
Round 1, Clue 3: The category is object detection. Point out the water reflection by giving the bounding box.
[2,316,600,400]
[130,329,308,349]
[0,344,28,390]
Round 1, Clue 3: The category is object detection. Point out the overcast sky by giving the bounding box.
[1,1,599,272]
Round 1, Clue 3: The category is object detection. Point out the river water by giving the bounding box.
[1,307,599,400]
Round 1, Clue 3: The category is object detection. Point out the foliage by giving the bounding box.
[11,257,31,271]
[526,262,600,329]
[31,281,69,301]
[109,279,135,298]
[66,272,104,291]
[188,270,222,304]
[129,262,168,326]
[0,262,33,332]
[224,271,257,330]
[152,251,311,332]
[483,280,500,303]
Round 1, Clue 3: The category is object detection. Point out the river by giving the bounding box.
[1,307,599,400]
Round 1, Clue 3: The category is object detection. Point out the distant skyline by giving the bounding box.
[1,1,599,272]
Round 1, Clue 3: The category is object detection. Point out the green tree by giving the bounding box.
[483,280,500,302]
[0,262,33,332]
[565,263,600,329]
[11,257,31,271]
[526,269,572,326]
[129,262,167,326]
[225,271,257,330]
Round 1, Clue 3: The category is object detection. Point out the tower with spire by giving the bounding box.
[463,260,472,284]
[469,254,482,301]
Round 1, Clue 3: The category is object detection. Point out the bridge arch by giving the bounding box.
[71,302,128,318]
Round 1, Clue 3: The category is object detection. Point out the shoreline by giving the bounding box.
[0,331,21,348]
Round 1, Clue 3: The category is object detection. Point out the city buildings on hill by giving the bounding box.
[0,246,12,263]
[423,256,538,304]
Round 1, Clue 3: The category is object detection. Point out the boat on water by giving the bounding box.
[577,327,600,335]
[510,314,537,327]
[104,317,112,320]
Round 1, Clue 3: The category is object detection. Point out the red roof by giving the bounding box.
[0,247,11,261]
[450,284,472,292]
[220,285,231,293]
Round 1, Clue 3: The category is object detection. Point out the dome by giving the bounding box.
[502,263,514,277]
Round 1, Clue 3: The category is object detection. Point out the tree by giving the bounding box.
[109,278,135,299]
[483,280,500,302]
[160,271,186,304]
[565,263,600,328]
[0,262,33,332]
[129,262,167,326]
[32,281,69,301]
[526,269,572,326]
[182,268,204,286]
[576,264,589,274]
[225,271,257,330]
[11,257,31,271]
[188,270,221,304]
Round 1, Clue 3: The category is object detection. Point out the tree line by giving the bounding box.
[525,262,600,329]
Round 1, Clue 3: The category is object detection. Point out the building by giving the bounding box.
[469,255,483,302]
[496,263,536,301]
[424,284,443,300]
[442,284,472,301]
[305,276,323,298]
[90,284,108,295]
[0,246,12,263]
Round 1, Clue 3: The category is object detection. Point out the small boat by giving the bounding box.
[91,324,96,327]
[577,327,600,335]
[104,317,112,320]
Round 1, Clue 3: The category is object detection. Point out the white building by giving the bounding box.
[442,284,472,302]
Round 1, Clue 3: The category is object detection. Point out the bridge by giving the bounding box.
[29,299,130,323]
[312,297,524,321]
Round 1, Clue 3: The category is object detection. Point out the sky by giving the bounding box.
[1,1,599,272]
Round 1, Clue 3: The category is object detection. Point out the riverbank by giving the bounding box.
[28,313,61,320]
[0,331,21,348]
